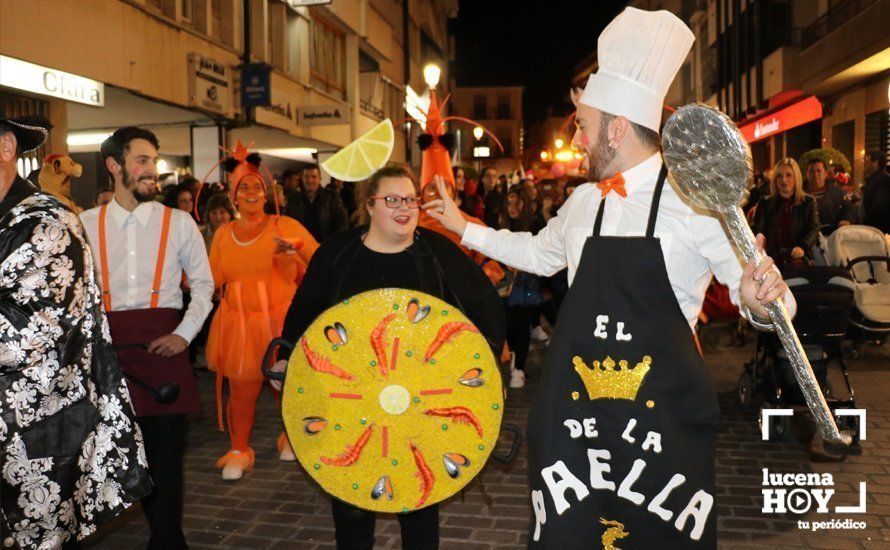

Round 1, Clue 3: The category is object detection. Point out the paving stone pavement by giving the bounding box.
[82,325,890,550]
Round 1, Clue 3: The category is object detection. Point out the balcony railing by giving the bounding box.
[801,0,879,49]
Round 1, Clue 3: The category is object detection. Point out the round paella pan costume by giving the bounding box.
[274,224,507,546]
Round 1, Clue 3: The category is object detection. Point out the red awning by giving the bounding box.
[737,96,823,143]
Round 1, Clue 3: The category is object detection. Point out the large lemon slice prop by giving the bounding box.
[321,119,394,182]
[282,289,503,513]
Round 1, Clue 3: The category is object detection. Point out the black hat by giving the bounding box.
[0,115,51,155]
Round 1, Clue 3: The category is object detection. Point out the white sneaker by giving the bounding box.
[510,369,526,388]
[279,445,296,462]
[221,451,244,481]
[530,326,549,342]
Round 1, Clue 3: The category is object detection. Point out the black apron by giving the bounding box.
[527,166,719,549]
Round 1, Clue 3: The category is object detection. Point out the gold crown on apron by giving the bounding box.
[572,355,652,401]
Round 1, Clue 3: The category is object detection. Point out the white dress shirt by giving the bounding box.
[462,153,795,331]
[80,198,214,343]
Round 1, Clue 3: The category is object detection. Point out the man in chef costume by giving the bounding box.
[424,7,793,549]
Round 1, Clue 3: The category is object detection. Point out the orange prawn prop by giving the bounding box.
[410,442,435,508]
[424,322,479,362]
[320,425,374,466]
[423,406,484,437]
[370,313,396,376]
[301,337,355,380]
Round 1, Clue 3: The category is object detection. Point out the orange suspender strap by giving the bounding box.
[98,204,112,311]
[150,207,173,309]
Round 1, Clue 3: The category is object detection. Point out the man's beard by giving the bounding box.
[584,120,617,181]
[123,167,157,202]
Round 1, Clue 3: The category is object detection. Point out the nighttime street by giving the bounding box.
[79,327,890,549]
[2,0,890,550]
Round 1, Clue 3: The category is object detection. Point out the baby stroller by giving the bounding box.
[827,225,890,350]
[738,265,859,442]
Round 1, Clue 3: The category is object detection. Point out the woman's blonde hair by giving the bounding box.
[353,164,419,225]
[769,157,806,205]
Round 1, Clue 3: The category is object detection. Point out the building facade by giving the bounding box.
[0,0,457,207]
[449,85,523,174]
[570,0,890,184]
[687,0,890,182]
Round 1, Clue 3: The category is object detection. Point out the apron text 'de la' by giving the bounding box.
[527,166,719,549]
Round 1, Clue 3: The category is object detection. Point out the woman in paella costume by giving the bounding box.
[272,164,505,549]
[203,142,319,480]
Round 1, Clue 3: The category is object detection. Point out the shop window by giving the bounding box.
[310,16,346,99]
[473,95,487,120]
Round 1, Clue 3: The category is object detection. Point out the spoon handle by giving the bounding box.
[724,208,851,446]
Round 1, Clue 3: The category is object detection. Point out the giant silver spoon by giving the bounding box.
[661,103,851,446]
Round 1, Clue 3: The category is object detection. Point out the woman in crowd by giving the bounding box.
[201,192,236,253]
[752,157,820,270]
[499,187,545,388]
[205,145,319,480]
[273,166,504,549]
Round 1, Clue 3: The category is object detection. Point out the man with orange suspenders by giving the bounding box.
[80,127,214,550]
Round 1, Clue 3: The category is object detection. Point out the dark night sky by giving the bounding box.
[452,1,628,126]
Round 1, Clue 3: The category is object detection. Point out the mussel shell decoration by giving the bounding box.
[371,475,394,500]
[324,322,348,345]
[459,368,484,387]
[303,416,327,435]
[443,453,470,479]
[406,298,431,324]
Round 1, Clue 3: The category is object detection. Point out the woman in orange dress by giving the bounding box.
[205,143,319,480]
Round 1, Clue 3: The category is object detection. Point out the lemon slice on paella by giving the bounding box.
[322,119,394,182]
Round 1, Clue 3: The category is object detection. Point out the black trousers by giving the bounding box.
[504,305,535,371]
[331,499,438,550]
[137,414,188,550]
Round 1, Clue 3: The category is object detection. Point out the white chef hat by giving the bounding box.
[579,7,694,133]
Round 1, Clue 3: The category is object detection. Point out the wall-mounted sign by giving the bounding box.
[255,78,296,132]
[0,55,104,107]
[298,103,351,126]
[242,63,272,108]
[188,53,231,116]
[738,96,823,143]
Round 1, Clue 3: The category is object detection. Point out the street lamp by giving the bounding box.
[554,138,564,149]
[423,63,441,89]
[473,126,484,140]
[540,151,549,161]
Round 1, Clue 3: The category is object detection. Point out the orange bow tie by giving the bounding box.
[597,173,626,198]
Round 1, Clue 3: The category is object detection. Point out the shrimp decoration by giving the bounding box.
[424,322,479,362]
[423,406,484,437]
[320,425,374,467]
[370,313,397,377]
[301,337,355,380]
[409,442,435,509]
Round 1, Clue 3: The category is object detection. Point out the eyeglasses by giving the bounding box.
[369,195,421,209]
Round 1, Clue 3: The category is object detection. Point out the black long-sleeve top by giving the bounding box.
[752,194,820,259]
[279,226,505,359]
